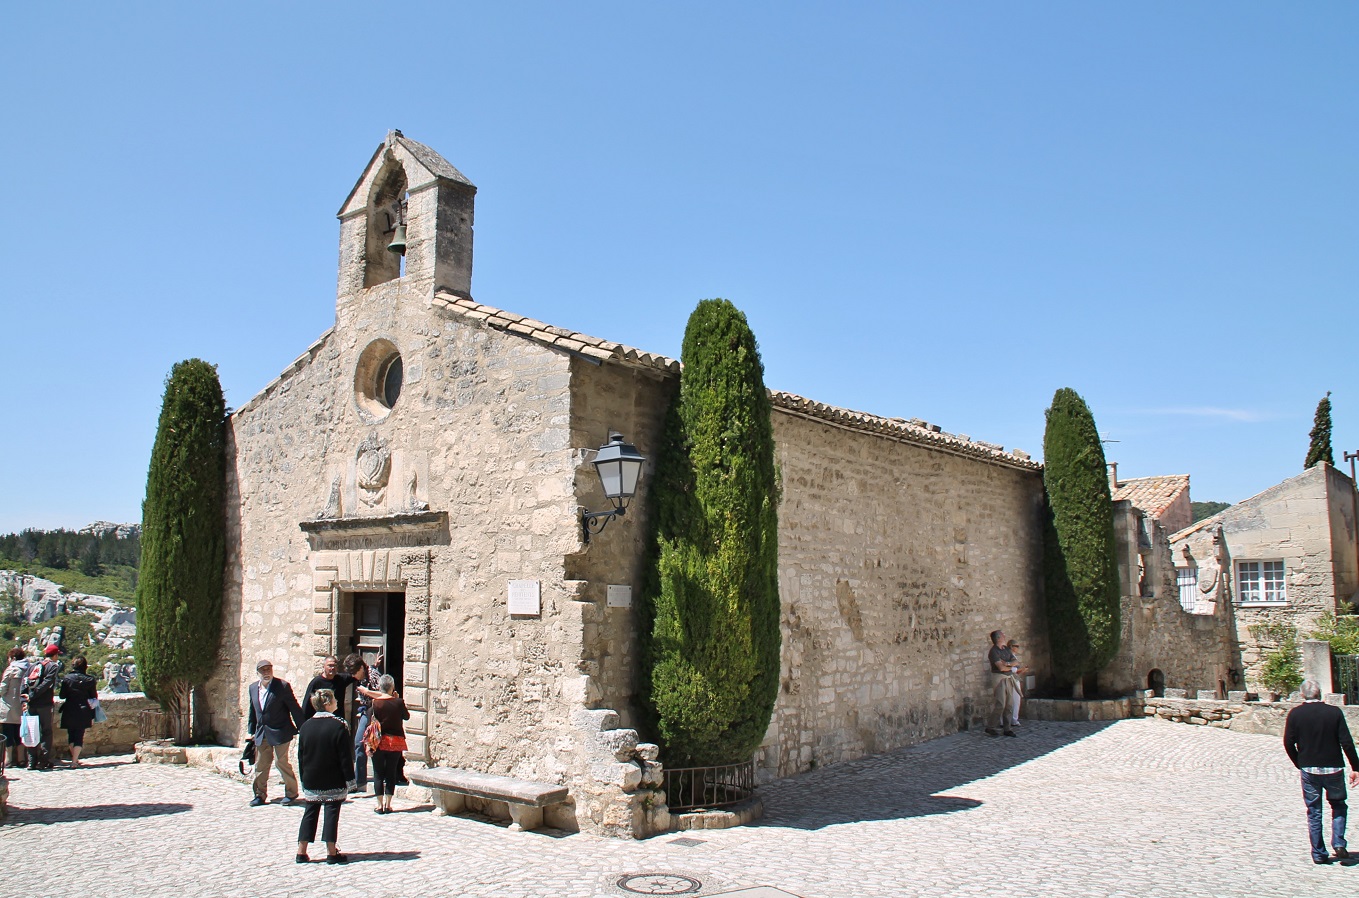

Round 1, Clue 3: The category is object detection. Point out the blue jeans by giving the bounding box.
[353,707,369,789]
[1302,770,1348,861]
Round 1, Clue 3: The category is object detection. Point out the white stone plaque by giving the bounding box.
[607,584,632,608]
[507,579,541,616]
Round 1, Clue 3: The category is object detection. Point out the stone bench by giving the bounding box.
[407,767,568,832]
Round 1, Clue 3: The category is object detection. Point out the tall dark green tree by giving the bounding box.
[1041,388,1121,696]
[640,299,780,766]
[1305,391,1334,469]
[135,359,227,744]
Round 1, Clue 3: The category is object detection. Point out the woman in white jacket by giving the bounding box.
[0,647,30,770]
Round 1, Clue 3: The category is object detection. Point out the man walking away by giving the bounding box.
[247,659,305,807]
[1284,679,1359,864]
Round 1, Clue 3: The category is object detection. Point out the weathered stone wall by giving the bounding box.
[762,410,1046,779]
[1325,464,1359,606]
[1170,465,1357,693]
[564,356,675,729]
[1102,503,1237,696]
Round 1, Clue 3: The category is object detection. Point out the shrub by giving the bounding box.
[1308,604,1359,656]
[1260,634,1303,697]
[640,299,780,766]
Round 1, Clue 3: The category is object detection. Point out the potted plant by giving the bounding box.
[1260,634,1303,702]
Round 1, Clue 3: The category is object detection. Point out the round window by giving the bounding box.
[378,354,403,408]
[354,339,403,419]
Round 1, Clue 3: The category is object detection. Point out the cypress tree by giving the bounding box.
[640,298,780,766]
[1305,391,1334,469]
[135,359,227,744]
[1041,388,1121,695]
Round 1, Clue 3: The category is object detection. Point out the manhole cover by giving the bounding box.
[616,873,704,895]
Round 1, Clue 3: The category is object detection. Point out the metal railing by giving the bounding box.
[1333,655,1359,705]
[138,708,171,741]
[662,760,756,812]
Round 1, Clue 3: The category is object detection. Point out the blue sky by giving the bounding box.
[1,2,1355,533]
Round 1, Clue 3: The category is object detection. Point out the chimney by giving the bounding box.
[1108,462,1119,492]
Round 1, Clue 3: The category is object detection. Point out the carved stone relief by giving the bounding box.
[356,433,391,507]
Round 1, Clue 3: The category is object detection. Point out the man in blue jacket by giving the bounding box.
[246,659,305,807]
[1284,679,1359,864]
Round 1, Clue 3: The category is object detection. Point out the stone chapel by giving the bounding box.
[202,131,1149,837]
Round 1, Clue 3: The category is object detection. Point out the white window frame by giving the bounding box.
[1175,567,1201,613]
[1236,559,1287,605]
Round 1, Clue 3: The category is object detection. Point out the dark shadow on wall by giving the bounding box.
[752,720,1115,830]
[5,802,192,825]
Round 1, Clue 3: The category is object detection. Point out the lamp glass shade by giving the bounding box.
[592,435,645,500]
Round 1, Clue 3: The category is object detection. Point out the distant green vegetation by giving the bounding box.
[0,527,140,574]
[1190,501,1231,523]
[0,559,139,606]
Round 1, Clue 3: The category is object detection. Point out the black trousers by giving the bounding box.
[28,706,54,768]
[372,750,405,796]
[298,799,342,844]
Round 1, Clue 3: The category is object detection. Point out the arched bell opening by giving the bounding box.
[363,159,409,287]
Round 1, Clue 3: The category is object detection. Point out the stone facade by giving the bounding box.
[1169,464,1359,693]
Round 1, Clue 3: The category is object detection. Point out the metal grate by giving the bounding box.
[138,708,171,741]
[662,760,756,812]
[1333,655,1359,705]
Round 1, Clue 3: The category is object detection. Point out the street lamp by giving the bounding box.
[581,433,646,544]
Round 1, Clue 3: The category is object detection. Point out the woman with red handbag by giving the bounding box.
[364,674,409,815]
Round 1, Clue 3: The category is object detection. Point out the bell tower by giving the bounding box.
[335,130,476,303]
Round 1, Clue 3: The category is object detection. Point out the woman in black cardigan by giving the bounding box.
[295,689,355,864]
[58,656,98,767]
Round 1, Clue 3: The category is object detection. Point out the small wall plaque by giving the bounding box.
[507,579,541,616]
[607,584,632,608]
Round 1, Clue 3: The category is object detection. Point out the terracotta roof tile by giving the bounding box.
[1112,475,1190,519]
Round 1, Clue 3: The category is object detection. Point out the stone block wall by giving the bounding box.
[564,357,675,729]
[1102,504,1237,696]
[762,410,1046,779]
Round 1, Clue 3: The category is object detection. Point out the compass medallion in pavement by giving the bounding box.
[615,873,704,895]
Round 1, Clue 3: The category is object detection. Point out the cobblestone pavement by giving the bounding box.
[0,719,1350,897]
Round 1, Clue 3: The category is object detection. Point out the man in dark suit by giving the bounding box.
[246,659,304,807]
[1284,679,1359,864]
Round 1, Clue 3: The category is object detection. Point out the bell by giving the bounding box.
[387,224,407,255]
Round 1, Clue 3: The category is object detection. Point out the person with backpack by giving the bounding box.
[22,644,62,770]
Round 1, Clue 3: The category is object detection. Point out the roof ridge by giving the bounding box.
[433,291,1039,471]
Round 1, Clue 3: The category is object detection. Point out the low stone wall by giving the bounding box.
[50,693,160,757]
[1023,697,1136,722]
[1141,696,1359,737]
